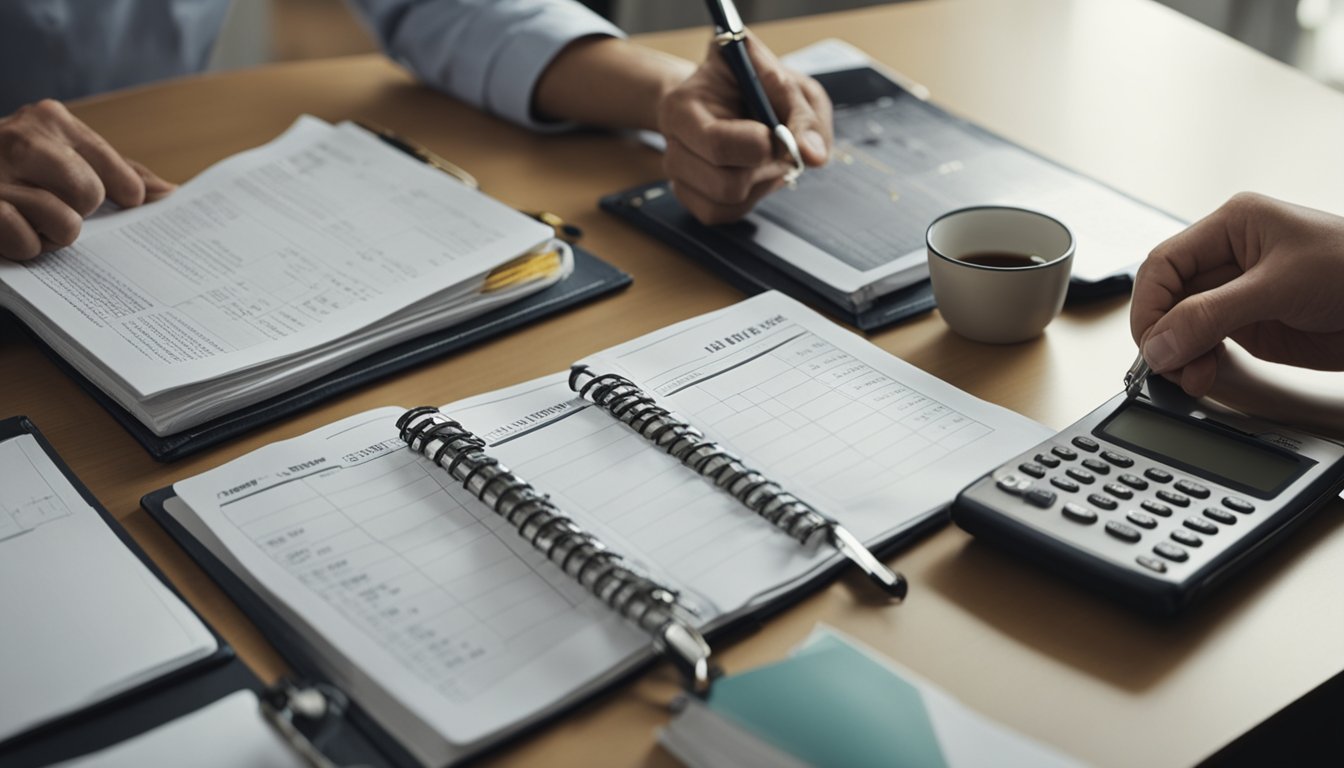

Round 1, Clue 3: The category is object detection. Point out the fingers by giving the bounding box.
[665,137,793,221]
[1140,266,1271,377]
[0,199,42,261]
[671,176,786,225]
[128,159,176,203]
[744,36,832,167]
[661,92,775,168]
[65,119,146,208]
[0,183,82,246]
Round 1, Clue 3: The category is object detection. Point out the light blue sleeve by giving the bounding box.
[346,0,625,131]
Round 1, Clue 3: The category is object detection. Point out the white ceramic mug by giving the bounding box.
[926,206,1074,344]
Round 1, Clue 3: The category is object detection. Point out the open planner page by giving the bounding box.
[0,434,217,742]
[0,116,550,398]
[170,408,653,766]
[575,291,1054,566]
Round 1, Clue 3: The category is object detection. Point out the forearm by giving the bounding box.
[533,37,694,132]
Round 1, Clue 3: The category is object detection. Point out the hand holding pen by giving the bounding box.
[656,1,833,225]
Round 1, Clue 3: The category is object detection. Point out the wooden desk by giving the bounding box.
[4,0,1343,765]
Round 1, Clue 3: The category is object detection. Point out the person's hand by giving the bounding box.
[657,33,832,224]
[0,99,175,261]
[1130,192,1344,397]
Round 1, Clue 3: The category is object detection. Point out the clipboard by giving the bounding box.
[0,416,239,766]
[14,244,630,463]
[602,66,1180,332]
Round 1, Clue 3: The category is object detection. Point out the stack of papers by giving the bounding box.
[0,116,568,436]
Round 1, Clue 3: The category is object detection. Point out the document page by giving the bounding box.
[0,434,217,742]
[171,408,651,763]
[0,116,550,397]
[577,291,1054,551]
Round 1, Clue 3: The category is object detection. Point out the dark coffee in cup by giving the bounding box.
[957,251,1045,268]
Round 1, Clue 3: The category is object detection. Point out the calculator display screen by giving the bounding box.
[1100,405,1302,494]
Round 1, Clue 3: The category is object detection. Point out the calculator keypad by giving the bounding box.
[987,436,1266,579]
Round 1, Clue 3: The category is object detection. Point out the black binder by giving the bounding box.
[138,402,947,766]
[0,416,242,767]
[17,245,630,463]
[601,66,1165,332]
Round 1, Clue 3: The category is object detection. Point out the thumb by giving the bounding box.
[127,159,176,203]
[1142,273,1271,373]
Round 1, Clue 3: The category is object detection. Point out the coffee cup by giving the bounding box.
[925,206,1074,343]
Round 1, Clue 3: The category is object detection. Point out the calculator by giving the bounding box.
[950,377,1344,615]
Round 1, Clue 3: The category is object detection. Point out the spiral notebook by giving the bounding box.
[142,291,1051,765]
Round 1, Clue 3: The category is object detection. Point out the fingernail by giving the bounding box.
[1143,330,1180,371]
[802,130,827,162]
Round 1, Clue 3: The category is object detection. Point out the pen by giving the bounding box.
[703,0,806,183]
[1124,352,1151,399]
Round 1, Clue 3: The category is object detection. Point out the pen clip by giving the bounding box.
[1124,354,1151,400]
[830,524,908,600]
[773,125,806,184]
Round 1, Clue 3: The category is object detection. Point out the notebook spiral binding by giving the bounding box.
[395,407,715,694]
[567,366,831,546]
[568,364,908,599]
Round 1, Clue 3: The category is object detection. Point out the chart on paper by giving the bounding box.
[639,329,993,506]
[214,434,619,703]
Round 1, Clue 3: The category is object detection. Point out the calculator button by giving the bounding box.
[1144,468,1173,483]
[1081,458,1110,475]
[1065,467,1095,485]
[1140,499,1173,517]
[1156,489,1191,507]
[1173,479,1210,499]
[1222,496,1255,514]
[1136,555,1168,573]
[1126,511,1158,529]
[1018,462,1046,478]
[1087,493,1118,511]
[1035,453,1061,469]
[1062,503,1097,524]
[1203,507,1237,525]
[1051,476,1080,493]
[1170,529,1203,548]
[1100,450,1134,468]
[1025,489,1057,508]
[1183,517,1219,535]
[1103,483,1133,501]
[1052,445,1078,461]
[1105,521,1141,543]
[1071,436,1099,452]
[1118,473,1149,491]
[996,475,1030,495]
[1153,542,1189,562]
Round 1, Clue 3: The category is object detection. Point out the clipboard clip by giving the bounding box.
[260,680,351,768]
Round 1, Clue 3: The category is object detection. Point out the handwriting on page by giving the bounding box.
[219,446,610,702]
[660,331,992,504]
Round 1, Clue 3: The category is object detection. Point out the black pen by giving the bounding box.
[704,0,806,182]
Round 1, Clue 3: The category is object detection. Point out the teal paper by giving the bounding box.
[707,634,948,768]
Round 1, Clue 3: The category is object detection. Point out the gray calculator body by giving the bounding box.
[951,379,1344,615]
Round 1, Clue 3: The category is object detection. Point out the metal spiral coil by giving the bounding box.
[394,407,713,692]
[568,365,832,545]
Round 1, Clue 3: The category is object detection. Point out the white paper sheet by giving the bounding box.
[0,435,217,742]
[53,691,306,768]
[0,117,551,397]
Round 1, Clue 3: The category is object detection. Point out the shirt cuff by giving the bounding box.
[483,3,625,132]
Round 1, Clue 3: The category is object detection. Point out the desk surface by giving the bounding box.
[4,0,1344,765]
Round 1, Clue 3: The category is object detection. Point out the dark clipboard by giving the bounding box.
[13,244,630,463]
[601,66,1163,332]
[0,416,241,766]
[139,475,948,767]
